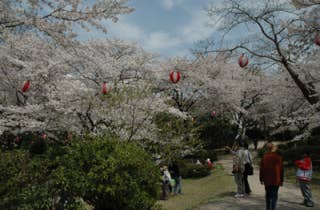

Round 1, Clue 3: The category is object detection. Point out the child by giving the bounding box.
[160,166,171,200]
[206,158,213,170]
[294,152,314,207]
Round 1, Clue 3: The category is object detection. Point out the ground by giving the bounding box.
[197,154,319,210]
[158,152,319,210]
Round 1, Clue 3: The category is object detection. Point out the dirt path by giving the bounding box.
[196,154,318,210]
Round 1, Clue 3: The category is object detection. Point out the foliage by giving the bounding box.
[152,112,202,161]
[197,116,237,149]
[184,149,218,162]
[276,135,320,165]
[0,135,160,210]
[61,136,160,210]
[280,145,320,166]
[178,160,211,178]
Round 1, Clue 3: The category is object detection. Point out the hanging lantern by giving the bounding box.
[211,111,217,117]
[169,71,181,84]
[238,54,249,68]
[101,82,111,95]
[22,80,30,92]
[315,33,320,46]
[41,133,46,140]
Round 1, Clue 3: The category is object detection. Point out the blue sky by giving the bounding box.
[80,0,219,58]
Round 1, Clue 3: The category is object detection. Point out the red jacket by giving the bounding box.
[260,152,284,187]
[295,157,312,170]
[295,157,312,182]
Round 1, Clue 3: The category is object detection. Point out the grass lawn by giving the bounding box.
[157,168,235,210]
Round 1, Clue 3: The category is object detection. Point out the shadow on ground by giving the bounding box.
[196,191,317,210]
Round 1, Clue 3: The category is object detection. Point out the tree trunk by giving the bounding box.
[282,58,319,106]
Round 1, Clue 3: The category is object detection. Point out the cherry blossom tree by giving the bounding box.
[0,0,133,45]
[205,0,320,108]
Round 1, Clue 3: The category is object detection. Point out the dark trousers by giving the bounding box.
[265,186,279,210]
[161,181,170,200]
[243,173,251,194]
[173,176,182,194]
[299,181,313,207]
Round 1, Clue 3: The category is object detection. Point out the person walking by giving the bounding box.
[169,161,182,195]
[226,142,246,198]
[243,142,253,195]
[260,143,283,210]
[295,152,314,207]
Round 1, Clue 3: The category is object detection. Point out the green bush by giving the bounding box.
[184,149,218,162]
[0,149,64,210]
[0,136,160,210]
[281,145,320,166]
[62,136,160,210]
[179,160,210,178]
[197,116,237,150]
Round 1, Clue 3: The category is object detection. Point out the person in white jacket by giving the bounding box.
[161,166,172,200]
[226,142,246,198]
[243,142,253,195]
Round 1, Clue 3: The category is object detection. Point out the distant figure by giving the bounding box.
[226,142,246,198]
[260,143,283,210]
[243,142,253,195]
[169,161,182,195]
[160,166,171,200]
[206,158,213,170]
[295,152,314,207]
[196,159,201,165]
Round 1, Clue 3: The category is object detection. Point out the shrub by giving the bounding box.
[197,116,237,150]
[61,136,160,210]
[0,135,160,210]
[281,145,320,166]
[179,160,210,178]
[184,149,218,162]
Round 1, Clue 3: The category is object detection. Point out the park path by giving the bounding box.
[196,153,318,210]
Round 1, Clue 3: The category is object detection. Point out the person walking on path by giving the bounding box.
[243,142,253,195]
[226,142,246,198]
[260,143,283,210]
[169,161,182,195]
[295,152,314,207]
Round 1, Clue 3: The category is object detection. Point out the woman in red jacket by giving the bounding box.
[260,143,283,210]
[294,152,314,207]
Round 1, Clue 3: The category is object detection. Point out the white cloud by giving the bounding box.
[179,10,215,43]
[104,6,216,57]
[145,31,181,51]
[108,21,144,41]
[160,0,185,10]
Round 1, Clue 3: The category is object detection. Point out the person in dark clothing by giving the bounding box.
[260,143,283,210]
[169,161,182,195]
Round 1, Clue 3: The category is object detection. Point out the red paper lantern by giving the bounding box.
[238,54,249,68]
[211,111,217,117]
[169,71,181,84]
[101,82,111,94]
[41,133,46,140]
[315,33,320,46]
[22,80,30,92]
